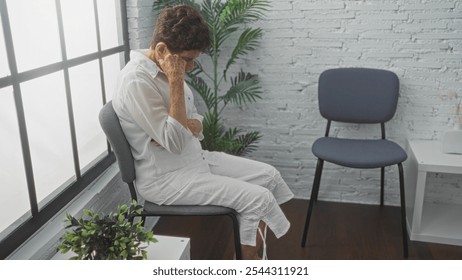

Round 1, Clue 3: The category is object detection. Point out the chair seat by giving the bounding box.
[143,201,237,216]
[312,137,407,168]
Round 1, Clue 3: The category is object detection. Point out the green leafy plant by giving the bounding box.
[153,0,270,155]
[58,201,157,260]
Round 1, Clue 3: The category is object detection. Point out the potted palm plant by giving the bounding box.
[57,201,157,260]
[153,0,270,156]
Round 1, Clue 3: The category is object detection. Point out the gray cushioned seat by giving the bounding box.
[312,137,407,169]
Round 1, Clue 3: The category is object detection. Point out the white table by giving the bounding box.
[147,235,190,260]
[405,140,462,246]
[51,235,190,260]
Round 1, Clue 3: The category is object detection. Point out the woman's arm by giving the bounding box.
[186,119,202,138]
[159,53,188,129]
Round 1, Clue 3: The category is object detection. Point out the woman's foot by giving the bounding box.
[241,244,261,260]
[241,221,268,260]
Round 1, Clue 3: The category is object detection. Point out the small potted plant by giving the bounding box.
[58,201,157,260]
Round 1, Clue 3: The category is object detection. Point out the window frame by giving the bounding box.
[0,0,129,259]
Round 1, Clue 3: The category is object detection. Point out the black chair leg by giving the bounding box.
[312,160,324,202]
[380,167,385,206]
[398,163,409,258]
[301,159,324,247]
[228,212,242,260]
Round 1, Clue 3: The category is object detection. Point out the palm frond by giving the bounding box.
[215,128,261,156]
[200,0,220,30]
[187,60,204,77]
[223,127,241,141]
[201,112,225,151]
[219,0,270,27]
[220,128,242,155]
[187,76,216,111]
[220,70,262,108]
[223,28,262,80]
[216,1,268,51]
[188,59,213,83]
[201,0,226,53]
[202,114,257,154]
[233,131,262,156]
[216,26,239,51]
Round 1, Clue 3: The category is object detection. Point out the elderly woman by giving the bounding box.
[112,4,293,260]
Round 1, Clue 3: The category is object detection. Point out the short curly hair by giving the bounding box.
[151,5,211,53]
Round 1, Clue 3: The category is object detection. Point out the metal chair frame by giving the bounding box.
[300,68,408,258]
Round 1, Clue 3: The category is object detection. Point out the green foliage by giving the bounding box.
[153,0,269,155]
[201,112,260,156]
[58,201,157,260]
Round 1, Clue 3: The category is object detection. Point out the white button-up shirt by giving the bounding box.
[112,50,209,204]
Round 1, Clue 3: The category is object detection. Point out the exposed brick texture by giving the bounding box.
[128,0,462,207]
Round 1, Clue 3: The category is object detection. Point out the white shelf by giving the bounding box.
[405,139,462,246]
[409,140,462,174]
[51,235,190,260]
[411,203,462,246]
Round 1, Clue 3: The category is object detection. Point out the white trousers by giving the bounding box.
[164,151,294,246]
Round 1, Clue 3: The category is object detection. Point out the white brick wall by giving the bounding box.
[126,0,157,49]
[128,0,462,207]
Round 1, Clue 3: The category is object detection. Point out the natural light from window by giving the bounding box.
[61,0,98,59]
[0,0,123,236]
[8,0,61,72]
[0,17,9,78]
[0,86,30,233]
[69,60,108,172]
[21,72,76,206]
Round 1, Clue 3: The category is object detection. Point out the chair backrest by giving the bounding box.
[99,101,136,185]
[318,68,399,124]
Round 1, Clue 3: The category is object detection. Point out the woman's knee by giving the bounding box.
[254,188,277,214]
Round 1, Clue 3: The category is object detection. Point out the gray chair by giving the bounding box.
[99,101,242,259]
[300,68,408,258]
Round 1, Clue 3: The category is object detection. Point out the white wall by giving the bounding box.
[126,0,157,49]
[128,0,462,206]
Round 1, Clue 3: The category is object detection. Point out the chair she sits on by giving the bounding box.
[99,101,242,259]
[300,68,409,258]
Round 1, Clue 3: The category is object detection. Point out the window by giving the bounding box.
[0,0,128,259]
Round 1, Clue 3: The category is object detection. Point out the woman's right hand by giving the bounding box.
[158,52,186,83]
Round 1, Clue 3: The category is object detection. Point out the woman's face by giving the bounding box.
[154,42,201,73]
[175,49,201,72]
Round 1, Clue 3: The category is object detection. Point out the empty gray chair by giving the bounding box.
[300,68,408,258]
[99,101,242,259]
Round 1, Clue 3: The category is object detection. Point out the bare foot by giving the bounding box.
[241,244,261,260]
[241,221,267,260]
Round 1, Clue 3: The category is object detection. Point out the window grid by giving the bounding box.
[56,0,81,180]
[0,0,129,259]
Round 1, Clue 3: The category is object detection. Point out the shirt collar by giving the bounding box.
[130,49,161,77]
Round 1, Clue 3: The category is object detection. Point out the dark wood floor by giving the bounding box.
[153,199,462,260]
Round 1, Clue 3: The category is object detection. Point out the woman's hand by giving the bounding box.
[158,52,186,83]
[187,119,202,138]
